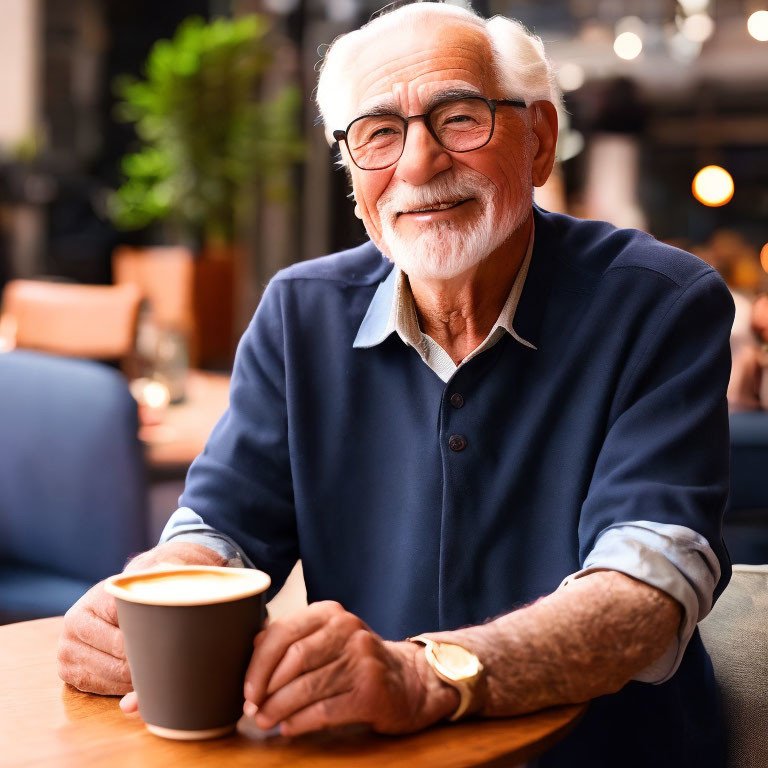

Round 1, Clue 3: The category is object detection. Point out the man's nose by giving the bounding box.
[393,120,452,186]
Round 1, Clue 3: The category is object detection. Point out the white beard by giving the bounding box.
[376,167,530,281]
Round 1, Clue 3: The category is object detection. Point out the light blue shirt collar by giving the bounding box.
[352,265,399,349]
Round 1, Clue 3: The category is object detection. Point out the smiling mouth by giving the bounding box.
[397,199,471,217]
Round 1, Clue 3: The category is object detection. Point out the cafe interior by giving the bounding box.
[0,0,767,764]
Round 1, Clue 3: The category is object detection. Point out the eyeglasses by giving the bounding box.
[333,95,527,171]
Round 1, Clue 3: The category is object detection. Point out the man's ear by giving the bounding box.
[530,101,559,188]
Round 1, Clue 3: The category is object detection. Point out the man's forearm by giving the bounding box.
[424,570,681,717]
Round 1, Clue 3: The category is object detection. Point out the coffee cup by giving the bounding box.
[105,565,271,740]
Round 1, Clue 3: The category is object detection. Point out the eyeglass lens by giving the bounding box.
[346,98,493,169]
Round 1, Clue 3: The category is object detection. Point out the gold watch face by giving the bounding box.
[431,642,482,681]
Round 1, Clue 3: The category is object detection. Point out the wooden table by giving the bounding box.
[1,617,586,768]
[139,370,230,476]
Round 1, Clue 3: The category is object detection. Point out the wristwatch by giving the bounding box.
[409,635,484,721]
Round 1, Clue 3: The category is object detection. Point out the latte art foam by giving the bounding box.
[107,566,271,606]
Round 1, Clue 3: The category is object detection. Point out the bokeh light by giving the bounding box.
[682,13,715,42]
[747,10,768,41]
[761,243,768,274]
[667,29,703,61]
[678,0,710,13]
[692,165,734,207]
[614,32,643,60]
[557,62,585,91]
[130,377,171,409]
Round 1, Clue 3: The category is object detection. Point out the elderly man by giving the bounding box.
[58,4,732,766]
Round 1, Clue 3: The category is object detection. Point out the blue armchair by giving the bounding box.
[725,412,768,565]
[0,351,148,623]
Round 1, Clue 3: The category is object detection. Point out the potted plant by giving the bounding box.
[109,14,302,368]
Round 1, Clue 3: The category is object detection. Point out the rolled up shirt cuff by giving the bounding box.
[559,521,721,684]
[159,507,255,569]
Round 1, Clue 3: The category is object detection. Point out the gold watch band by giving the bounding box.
[409,635,483,722]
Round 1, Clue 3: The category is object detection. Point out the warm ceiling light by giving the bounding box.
[614,31,643,60]
[747,10,768,41]
[692,165,734,207]
[682,12,715,42]
[557,62,585,91]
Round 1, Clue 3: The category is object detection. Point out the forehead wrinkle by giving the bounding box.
[357,46,491,94]
[361,66,482,106]
[360,60,491,110]
[354,30,495,100]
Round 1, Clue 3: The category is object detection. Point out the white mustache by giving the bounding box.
[378,174,490,221]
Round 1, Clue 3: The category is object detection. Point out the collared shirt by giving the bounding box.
[159,205,732,766]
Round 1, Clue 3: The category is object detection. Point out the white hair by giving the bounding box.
[316,2,560,145]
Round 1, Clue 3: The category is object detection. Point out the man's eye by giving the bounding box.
[444,114,476,125]
[369,126,398,139]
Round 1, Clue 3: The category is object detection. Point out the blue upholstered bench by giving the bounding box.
[0,351,149,624]
[725,412,768,565]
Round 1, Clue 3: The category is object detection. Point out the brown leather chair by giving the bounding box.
[112,246,196,357]
[0,279,142,362]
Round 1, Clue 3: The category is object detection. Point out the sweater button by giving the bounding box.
[449,434,467,452]
[449,393,464,409]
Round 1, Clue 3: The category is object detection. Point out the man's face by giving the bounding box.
[340,22,537,281]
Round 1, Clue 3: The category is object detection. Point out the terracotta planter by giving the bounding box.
[113,244,237,371]
[193,246,236,370]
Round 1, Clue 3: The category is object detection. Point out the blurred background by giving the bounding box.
[0,0,767,623]
[1,0,766,338]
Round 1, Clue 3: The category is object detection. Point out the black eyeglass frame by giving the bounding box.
[332,95,527,171]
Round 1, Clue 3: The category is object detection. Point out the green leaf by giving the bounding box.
[110,13,303,238]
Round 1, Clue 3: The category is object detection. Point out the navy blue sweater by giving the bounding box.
[181,206,733,767]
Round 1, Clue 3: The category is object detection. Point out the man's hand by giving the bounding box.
[57,541,227,695]
[242,601,459,736]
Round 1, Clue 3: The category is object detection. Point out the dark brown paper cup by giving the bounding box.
[105,565,270,740]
